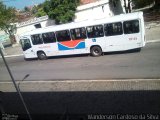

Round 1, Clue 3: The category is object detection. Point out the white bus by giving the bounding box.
[20,12,145,60]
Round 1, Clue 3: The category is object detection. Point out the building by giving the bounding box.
[75,0,126,22]
[14,0,127,43]
[15,16,55,43]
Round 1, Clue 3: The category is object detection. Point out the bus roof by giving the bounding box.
[20,12,143,37]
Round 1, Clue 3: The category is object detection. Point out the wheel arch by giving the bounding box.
[37,50,46,55]
[37,50,48,60]
[90,45,103,52]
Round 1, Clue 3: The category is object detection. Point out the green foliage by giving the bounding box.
[43,0,80,24]
[0,2,16,26]
[132,0,155,9]
[35,7,47,17]
[0,2,17,44]
[24,6,30,12]
[31,6,38,14]
[32,4,47,17]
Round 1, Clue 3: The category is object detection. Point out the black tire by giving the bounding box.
[24,57,29,61]
[134,48,141,52]
[91,46,102,57]
[37,51,47,60]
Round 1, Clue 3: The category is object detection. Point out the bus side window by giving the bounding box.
[56,30,71,42]
[123,20,139,34]
[86,25,104,38]
[104,22,123,36]
[42,32,56,43]
[31,34,43,45]
[70,27,87,40]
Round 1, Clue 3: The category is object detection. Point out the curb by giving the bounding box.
[4,54,23,58]
[146,39,160,43]
[145,23,160,29]
[0,79,160,92]
[0,54,23,58]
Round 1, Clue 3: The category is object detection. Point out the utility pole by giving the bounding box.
[0,48,32,120]
[0,41,5,55]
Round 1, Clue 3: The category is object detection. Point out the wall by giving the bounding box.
[15,16,55,43]
[0,31,10,47]
[81,0,98,4]
[75,0,125,22]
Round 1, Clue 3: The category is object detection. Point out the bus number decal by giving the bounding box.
[129,37,137,41]
[38,46,50,48]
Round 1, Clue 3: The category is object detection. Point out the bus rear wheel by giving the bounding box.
[37,51,47,60]
[91,46,102,57]
[135,48,141,52]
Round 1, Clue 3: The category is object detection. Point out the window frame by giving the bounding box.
[123,19,140,34]
[86,24,104,38]
[70,27,87,40]
[104,22,123,36]
[34,23,42,28]
[55,29,71,42]
[42,32,56,44]
[31,34,43,45]
[20,39,32,51]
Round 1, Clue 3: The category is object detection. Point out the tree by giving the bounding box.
[31,5,38,15]
[0,2,17,44]
[32,4,47,17]
[132,0,155,9]
[35,7,47,17]
[24,6,30,12]
[43,0,80,24]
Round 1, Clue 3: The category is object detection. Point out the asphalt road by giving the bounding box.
[0,42,160,81]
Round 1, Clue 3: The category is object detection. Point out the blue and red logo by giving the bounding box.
[58,39,85,50]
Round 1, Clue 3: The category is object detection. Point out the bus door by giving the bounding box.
[104,22,124,51]
[20,38,36,58]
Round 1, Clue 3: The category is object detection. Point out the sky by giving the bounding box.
[2,0,45,9]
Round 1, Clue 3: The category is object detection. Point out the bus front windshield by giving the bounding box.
[20,39,31,51]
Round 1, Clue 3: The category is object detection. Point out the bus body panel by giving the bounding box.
[85,37,106,52]
[23,48,37,58]
[33,43,58,57]
[57,39,87,56]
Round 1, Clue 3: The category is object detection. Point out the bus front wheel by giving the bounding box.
[37,51,47,60]
[91,46,102,57]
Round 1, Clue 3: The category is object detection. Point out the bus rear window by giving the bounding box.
[86,25,104,38]
[123,20,139,34]
[42,32,56,43]
[31,34,43,45]
[104,22,123,36]
[56,30,71,42]
[70,27,87,40]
